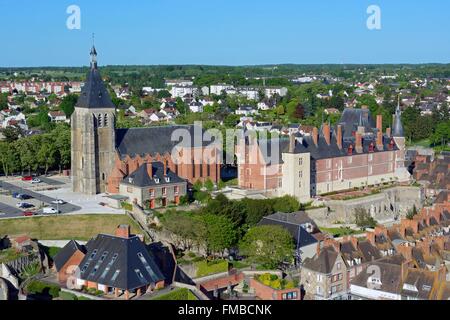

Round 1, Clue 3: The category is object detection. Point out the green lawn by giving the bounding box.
[0,214,143,241]
[195,259,229,278]
[152,288,197,300]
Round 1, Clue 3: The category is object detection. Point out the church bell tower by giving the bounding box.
[71,46,116,195]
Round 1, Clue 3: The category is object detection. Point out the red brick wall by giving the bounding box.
[57,250,86,285]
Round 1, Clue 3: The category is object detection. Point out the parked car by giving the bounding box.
[22,211,34,217]
[13,193,32,200]
[16,202,34,209]
[51,199,65,205]
[31,178,42,184]
[21,176,33,181]
[43,207,59,214]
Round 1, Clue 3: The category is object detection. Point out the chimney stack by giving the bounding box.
[355,132,363,153]
[386,127,391,137]
[376,131,384,150]
[376,115,383,131]
[322,123,331,145]
[312,127,319,145]
[163,160,167,176]
[115,224,131,239]
[336,125,343,149]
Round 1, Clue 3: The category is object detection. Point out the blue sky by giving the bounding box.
[1,0,449,66]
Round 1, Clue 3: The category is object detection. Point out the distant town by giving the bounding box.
[0,48,449,302]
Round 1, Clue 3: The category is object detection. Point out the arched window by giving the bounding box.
[98,114,103,127]
[104,114,108,127]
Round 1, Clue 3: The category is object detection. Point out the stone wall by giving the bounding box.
[307,186,423,226]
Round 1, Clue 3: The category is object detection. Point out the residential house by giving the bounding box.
[48,111,67,123]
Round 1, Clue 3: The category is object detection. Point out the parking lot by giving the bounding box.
[0,175,124,218]
[0,176,81,218]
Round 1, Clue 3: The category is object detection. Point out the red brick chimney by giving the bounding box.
[336,125,343,149]
[347,144,353,156]
[163,160,167,176]
[366,231,375,246]
[350,237,359,250]
[376,114,383,131]
[312,127,319,145]
[355,132,363,153]
[322,123,331,145]
[386,127,391,137]
[115,225,130,238]
[376,131,383,151]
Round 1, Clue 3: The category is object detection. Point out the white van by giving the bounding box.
[43,207,59,214]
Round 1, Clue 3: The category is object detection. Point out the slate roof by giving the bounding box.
[255,124,398,165]
[338,108,375,138]
[121,162,185,188]
[258,212,320,248]
[75,57,115,109]
[351,261,402,295]
[115,125,216,159]
[53,240,86,271]
[401,269,435,300]
[302,246,338,274]
[358,240,382,262]
[79,234,165,291]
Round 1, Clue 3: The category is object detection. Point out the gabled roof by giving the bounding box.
[302,247,339,274]
[79,234,165,291]
[401,269,436,300]
[121,162,185,188]
[115,125,216,159]
[351,261,403,295]
[53,240,86,271]
[258,211,321,247]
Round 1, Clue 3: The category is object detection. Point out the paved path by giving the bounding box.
[0,180,81,215]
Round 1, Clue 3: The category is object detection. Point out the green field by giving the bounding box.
[0,214,143,241]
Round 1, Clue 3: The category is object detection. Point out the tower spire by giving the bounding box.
[392,95,404,137]
[90,33,97,69]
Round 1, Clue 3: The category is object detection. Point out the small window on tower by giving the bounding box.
[98,114,103,127]
[104,114,108,126]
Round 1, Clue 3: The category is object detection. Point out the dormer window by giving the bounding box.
[154,178,160,184]
[165,176,170,183]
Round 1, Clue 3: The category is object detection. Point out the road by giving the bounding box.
[0,180,81,218]
[36,176,66,186]
[0,201,23,217]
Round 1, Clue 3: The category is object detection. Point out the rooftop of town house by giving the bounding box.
[120,162,185,188]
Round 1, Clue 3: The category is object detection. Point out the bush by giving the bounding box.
[27,280,61,298]
[121,202,133,211]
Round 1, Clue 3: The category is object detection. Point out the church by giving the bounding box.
[71,47,221,206]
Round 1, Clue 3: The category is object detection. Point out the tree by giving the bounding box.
[200,214,237,256]
[59,94,78,118]
[0,126,22,142]
[0,92,8,110]
[175,97,187,115]
[239,225,294,269]
[37,139,56,175]
[156,90,171,99]
[430,121,450,146]
[243,199,274,226]
[292,103,305,120]
[354,208,377,229]
[271,195,300,213]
